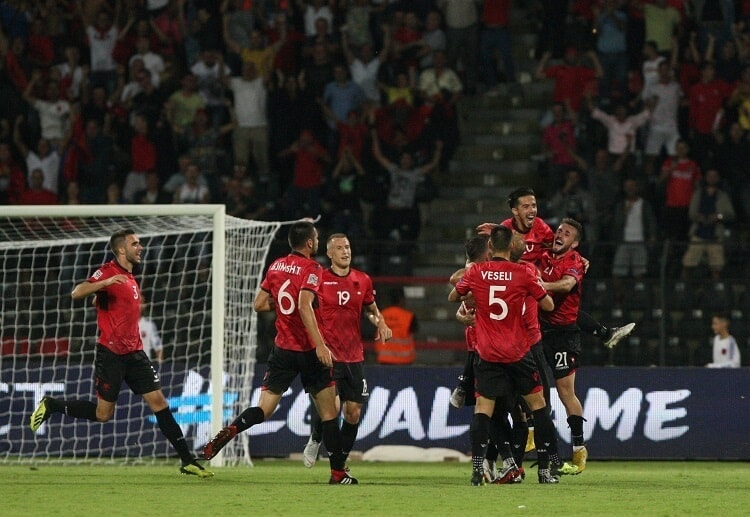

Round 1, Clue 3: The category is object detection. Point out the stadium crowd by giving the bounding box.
[0,0,748,281]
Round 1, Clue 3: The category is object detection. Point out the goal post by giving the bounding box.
[0,204,282,466]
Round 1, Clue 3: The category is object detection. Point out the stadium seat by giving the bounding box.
[664,281,692,311]
[1,337,30,355]
[699,281,732,313]
[583,280,614,310]
[619,280,652,310]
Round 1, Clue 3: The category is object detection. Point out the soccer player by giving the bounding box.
[538,218,589,473]
[29,229,212,478]
[202,221,357,484]
[476,186,635,348]
[302,233,392,468]
[449,224,562,485]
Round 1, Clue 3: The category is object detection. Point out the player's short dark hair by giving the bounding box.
[288,221,316,249]
[507,187,536,210]
[490,224,513,252]
[560,217,583,241]
[109,228,135,254]
[465,235,489,262]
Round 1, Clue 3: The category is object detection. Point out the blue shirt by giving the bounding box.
[597,11,627,54]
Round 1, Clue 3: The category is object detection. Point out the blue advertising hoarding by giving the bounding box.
[2,363,749,460]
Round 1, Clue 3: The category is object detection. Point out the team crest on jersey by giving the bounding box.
[92,269,103,279]
[307,273,319,286]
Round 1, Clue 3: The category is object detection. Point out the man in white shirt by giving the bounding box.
[14,117,61,196]
[22,73,71,147]
[129,36,165,85]
[706,313,741,368]
[643,60,682,176]
[342,26,390,104]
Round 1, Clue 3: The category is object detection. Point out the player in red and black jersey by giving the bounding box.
[477,186,635,348]
[29,228,213,478]
[449,224,562,485]
[538,218,589,474]
[302,233,392,469]
[202,221,357,484]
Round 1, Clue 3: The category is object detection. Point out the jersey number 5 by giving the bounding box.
[488,285,508,321]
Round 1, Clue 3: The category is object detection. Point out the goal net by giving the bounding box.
[0,205,282,466]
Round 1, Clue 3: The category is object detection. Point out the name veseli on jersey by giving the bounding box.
[480,270,513,281]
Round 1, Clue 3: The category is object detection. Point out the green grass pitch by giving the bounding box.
[4,460,748,516]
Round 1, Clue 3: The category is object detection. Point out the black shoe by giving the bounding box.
[538,468,560,484]
[329,470,359,484]
[471,470,486,486]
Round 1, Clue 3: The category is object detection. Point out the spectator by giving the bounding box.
[133,170,171,204]
[150,0,186,62]
[642,0,681,54]
[302,16,340,60]
[546,168,596,242]
[225,61,272,192]
[479,0,514,96]
[588,97,651,174]
[122,112,157,203]
[641,40,666,93]
[63,181,82,205]
[325,147,367,239]
[19,168,58,204]
[27,15,55,69]
[594,0,628,104]
[165,73,206,135]
[688,62,732,168]
[438,0,479,93]
[240,28,287,78]
[173,162,210,204]
[342,23,391,105]
[642,60,683,177]
[535,0,569,59]
[13,115,61,197]
[659,139,702,242]
[391,10,424,70]
[85,9,127,95]
[22,72,71,148]
[105,181,125,204]
[302,0,334,38]
[542,102,578,193]
[705,30,745,84]
[268,72,308,194]
[536,47,604,114]
[221,0,258,70]
[681,168,735,281]
[611,178,658,306]
[55,44,86,102]
[370,130,441,241]
[130,68,166,127]
[322,63,366,153]
[692,0,735,47]
[417,50,462,162]
[278,128,331,220]
[302,42,336,101]
[172,107,236,202]
[225,176,269,220]
[191,49,231,129]
[128,35,165,86]
[163,154,208,194]
[579,148,622,249]
[343,0,374,49]
[415,11,444,72]
[77,117,116,204]
[705,312,741,368]
[0,141,26,204]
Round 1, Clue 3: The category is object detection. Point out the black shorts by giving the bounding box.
[541,324,582,379]
[94,344,161,402]
[473,352,542,409]
[262,346,334,396]
[333,361,368,404]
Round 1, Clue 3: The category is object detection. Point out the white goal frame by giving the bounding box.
[2,204,280,466]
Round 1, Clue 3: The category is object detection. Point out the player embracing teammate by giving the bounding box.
[449,225,562,485]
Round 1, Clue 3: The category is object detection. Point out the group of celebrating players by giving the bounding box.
[29,186,633,485]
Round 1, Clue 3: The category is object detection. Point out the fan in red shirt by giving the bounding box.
[29,229,213,478]
[538,218,589,474]
[203,221,358,485]
[535,47,603,112]
[659,139,702,241]
[450,224,562,485]
[302,233,392,470]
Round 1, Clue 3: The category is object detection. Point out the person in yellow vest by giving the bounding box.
[376,287,417,364]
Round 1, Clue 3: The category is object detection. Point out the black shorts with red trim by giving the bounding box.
[94,344,160,402]
[262,346,334,396]
[541,323,582,379]
[473,352,541,410]
[333,361,368,404]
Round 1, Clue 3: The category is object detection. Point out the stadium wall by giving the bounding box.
[4,364,748,460]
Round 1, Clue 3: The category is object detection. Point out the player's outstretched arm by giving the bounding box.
[476,223,498,236]
[71,275,127,300]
